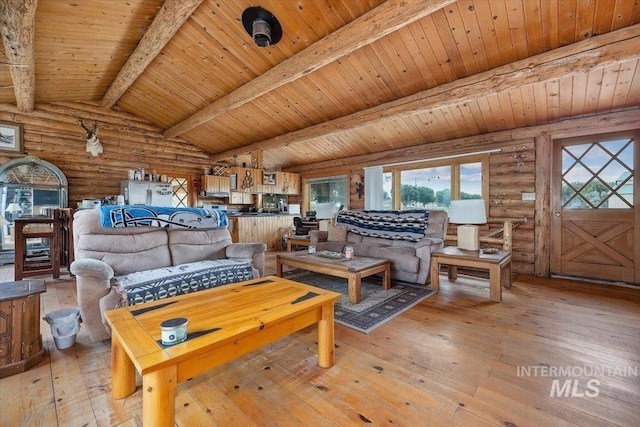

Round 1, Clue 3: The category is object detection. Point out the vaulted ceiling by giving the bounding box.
[2,0,639,170]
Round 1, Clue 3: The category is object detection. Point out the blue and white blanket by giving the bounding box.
[100,206,228,229]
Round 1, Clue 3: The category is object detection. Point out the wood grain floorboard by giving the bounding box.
[1,254,639,426]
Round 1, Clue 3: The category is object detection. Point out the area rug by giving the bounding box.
[283,271,436,333]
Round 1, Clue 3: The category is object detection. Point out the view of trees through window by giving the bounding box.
[384,161,483,210]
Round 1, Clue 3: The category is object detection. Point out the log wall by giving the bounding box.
[293,109,640,277]
[0,102,212,207]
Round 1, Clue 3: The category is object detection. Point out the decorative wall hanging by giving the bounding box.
[241,170,253,189]
[351,174,364,199]
[0,122,23,153]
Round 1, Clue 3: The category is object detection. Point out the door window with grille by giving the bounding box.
[561,137,634,209]
[552,133,637,284]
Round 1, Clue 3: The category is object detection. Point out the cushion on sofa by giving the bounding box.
[375,246,420,274]
[327,224,348,241]
[353,242,390,258]
[76,229,172,275]
[113,259,255,307]
[167,228,232,265]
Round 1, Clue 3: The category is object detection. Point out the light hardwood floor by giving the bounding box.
[1,252,639,426]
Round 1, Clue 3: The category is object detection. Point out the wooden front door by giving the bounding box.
[551,132,638,284]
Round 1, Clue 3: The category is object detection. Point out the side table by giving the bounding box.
[0,280,46,378]
[430,246,512,302]
[287,235,311,252]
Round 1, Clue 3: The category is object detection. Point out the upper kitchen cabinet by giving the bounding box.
[201,175,230,194]
[228,168,299,195]
[277,172,300,195]
[229,167,260,193]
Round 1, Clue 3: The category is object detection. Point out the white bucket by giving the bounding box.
[54,334,77,350]
[43,307,81,350]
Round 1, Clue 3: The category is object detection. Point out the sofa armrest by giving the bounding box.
[70,258,115,342]
[70,258,114,280]
[226,243,267,277]
[226,242,266,259]
[309,230,328,245]
[415,237,444,249]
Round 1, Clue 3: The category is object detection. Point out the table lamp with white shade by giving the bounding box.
[448,199,487,251]
[5,202,23,220]
[316,202,337,231]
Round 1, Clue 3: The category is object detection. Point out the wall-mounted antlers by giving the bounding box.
[79,118,103,157]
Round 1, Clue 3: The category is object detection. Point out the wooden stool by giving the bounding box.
[14,216,60,281]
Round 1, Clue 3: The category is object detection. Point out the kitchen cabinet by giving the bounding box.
[229,167,260,193]
[234,215,294,250]
[0,280,46,378]
[229,167,299,195]
[229,192,254,205]
[201,175,230,193]
[277,172,300,195]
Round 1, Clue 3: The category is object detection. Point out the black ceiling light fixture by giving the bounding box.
[242,6,282,47]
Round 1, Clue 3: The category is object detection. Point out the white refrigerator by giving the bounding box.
[121,180,173,206]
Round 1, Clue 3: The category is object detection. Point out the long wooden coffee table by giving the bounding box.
[276,252,391,304]
[104,276,340,427]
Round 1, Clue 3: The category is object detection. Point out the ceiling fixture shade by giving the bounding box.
[242,7,282,47]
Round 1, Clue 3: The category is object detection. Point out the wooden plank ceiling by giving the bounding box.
[1,0,639,170]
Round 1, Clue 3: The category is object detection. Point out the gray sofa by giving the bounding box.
[70,208,267,341]
[309,209,448,285]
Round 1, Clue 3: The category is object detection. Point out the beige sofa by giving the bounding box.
[70,208,267,341]
[309,209,448,285]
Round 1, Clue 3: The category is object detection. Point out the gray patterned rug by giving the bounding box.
[284,271,436,333]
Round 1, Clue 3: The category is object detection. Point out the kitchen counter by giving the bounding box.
[227,214,295,250]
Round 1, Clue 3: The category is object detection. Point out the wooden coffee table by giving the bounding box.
[430,246,512,302]
[104,276,340,427]
[276,252,391,304]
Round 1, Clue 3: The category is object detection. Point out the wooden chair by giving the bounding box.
[14,215,60,281]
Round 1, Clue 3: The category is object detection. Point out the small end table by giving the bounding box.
[430,246,512,302]
[0,280,46,378]
[287,235,311,252]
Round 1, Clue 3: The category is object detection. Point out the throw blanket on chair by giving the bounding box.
[100,206,228,229]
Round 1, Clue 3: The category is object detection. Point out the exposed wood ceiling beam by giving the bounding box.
[210,24,640,163]
[0,0,37,112]
[101,0,205,109]
[287,109,640,174]
[163,0,455,138]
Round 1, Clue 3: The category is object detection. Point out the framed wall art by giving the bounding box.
[0,122,23,153]
[263,171,276,185]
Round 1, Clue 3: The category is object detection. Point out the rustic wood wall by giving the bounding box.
[0,102,212,207]
[292,109,640,277]
[1,101,638,278]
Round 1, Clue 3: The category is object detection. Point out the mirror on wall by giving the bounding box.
[0,156,68,264]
